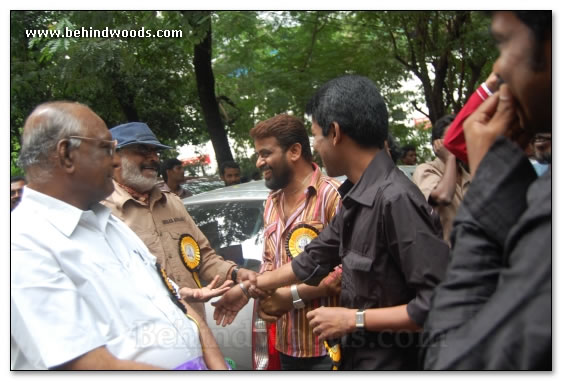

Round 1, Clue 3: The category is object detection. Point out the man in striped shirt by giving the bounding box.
[249,114,342,370]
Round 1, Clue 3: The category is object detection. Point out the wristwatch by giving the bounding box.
[290,284,306,309]
[355,309,365,329]
[231,267,240,283]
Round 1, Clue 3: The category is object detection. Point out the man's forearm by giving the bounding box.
[188,310,228,370]
[255,262,299,291]
[430,155,458,205]
[57,346,163,370]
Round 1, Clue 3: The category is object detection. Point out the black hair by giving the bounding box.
[219,161,240,177]
[305,75,389,149]
[401,145,416,158]
[386,133,401,164]
[432,114,456,144]
[514,11,551,44]
[160,158,182,183]
[11,175,26,184]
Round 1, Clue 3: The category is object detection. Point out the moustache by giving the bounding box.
[141,161,160,172]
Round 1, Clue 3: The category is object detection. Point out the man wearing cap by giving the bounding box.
[102,122,257,319]
[11,102,228,370]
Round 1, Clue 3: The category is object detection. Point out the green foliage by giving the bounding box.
[10,11,494,175]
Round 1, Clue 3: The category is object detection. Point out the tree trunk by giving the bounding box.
[186,11,234,169]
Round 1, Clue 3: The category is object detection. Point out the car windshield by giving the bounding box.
[186,200,265,272]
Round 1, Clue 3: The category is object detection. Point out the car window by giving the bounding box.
[186,200,265,272]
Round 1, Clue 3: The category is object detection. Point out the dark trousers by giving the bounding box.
[279,352,333,371]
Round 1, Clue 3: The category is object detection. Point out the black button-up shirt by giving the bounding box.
[292,150,450,370]
[423,137,551,370]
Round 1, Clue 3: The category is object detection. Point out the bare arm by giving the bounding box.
[260,268,341,319]
[56,346,163,370]
[429,139,458,205]
[306,304,420,341]
[188,309,228,370]
[254,261,299,290]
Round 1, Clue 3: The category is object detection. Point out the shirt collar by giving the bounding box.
[339,149,395,208]
[110,180,165,209]
[19,186,112,237]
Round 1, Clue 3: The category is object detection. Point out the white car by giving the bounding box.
[184,180,270,370]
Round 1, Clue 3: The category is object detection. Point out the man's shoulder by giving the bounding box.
[413,159,444,177]
[378,167,429,205]
[316,175,341,196]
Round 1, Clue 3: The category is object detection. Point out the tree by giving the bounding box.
[182,11,234,168]
[358,11,496,124]
[11,11,495,174]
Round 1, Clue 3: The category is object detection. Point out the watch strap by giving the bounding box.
[231,267,239,283]
[290,284,306,309]
[355,309,365,329]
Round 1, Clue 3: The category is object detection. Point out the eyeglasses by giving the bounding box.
[68,136,118,156]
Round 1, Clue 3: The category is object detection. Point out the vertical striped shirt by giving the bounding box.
[260,163,341,358]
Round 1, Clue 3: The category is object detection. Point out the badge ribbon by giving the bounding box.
[178,234,202,288]
[285,223,320,259]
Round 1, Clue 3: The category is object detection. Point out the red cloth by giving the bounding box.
[444,84,492,164]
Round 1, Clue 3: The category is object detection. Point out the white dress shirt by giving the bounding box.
[11,187,203,369]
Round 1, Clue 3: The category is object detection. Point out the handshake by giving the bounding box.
[211,266,343,328]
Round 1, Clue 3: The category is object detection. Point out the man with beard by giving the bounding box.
[102,122,256,319]
[413,114,472,245]
[11,102,228,370]
[423,11,551,370]
[248,114,342,370]
[213,76,450,370]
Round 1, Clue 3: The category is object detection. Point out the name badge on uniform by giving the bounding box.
[178,234,202,288]
[285,223,320,259]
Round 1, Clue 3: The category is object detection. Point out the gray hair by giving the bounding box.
[18,102,85,180]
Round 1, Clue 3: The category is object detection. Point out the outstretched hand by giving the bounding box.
[179,275,233,303]
[211,283,250,327]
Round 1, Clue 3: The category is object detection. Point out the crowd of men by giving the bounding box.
[11,11,551,370]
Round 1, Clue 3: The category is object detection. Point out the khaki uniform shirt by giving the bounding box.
[103,181,236,318]
[412,158,471,245]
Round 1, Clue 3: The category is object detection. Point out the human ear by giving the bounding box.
[331,122,342,146]
[56,139,77,174]
[288,142,302,161]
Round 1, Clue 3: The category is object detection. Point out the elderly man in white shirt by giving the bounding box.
[11,101,230,370]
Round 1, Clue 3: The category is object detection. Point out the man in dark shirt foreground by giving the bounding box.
[423,11,552,370]
[213,75,450,370]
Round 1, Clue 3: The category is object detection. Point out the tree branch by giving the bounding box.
[411,101,430,119]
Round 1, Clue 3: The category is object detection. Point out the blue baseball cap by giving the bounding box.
[110,122,172,150]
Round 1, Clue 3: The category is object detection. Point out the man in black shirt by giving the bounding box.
[423,11,552,370]
[213,75,450,370]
